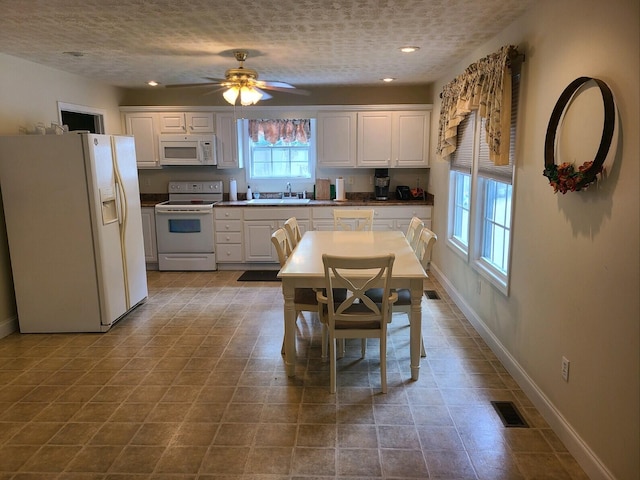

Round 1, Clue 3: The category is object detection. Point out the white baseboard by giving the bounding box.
[430,264,615,480]
[0,315,18,339]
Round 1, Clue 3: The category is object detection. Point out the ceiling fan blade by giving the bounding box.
[259,80,297,89]
[202,85,229,96]
[253,87,272,101]
[259,84,311,95]
[164,82,221,89]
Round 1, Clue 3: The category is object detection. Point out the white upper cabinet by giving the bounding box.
[358,111,430,168]
[393,110,431,167]
[317,112,357,167]
[215,112,242,169]
[124,112,160,169]
[357,112,394,167]
[159,112,214,134]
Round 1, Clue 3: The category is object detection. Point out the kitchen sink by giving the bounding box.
[246,198,310,205]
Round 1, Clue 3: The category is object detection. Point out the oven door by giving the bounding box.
[155,208,214,254]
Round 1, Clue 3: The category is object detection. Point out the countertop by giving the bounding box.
[140,193,434,208]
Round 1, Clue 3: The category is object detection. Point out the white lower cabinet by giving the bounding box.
[243,208,311,263]
[141,207,158,266]
[214,208,244,264]
[213,205,430,268]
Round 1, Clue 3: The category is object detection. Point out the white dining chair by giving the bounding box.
[333,209,374,231]
[316,253,397,393]
[405,216,424,252]
[365,227,437,358]
[283,217,302,249]
[271,228,319,354]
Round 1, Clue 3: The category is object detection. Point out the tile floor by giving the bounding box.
[0,270,589,479]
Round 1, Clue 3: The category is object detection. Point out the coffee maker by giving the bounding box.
[374,168,390,200]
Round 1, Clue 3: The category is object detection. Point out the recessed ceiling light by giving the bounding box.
[381,77,396,83]
[147,81,159,86]
[400,46,420,53]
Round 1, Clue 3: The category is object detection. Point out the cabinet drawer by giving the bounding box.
[214,208,243,220]
[216,232,242,244]
[215,220,242,232]
[216,244,243,262]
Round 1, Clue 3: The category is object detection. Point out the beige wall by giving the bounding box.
[428,0,639,478]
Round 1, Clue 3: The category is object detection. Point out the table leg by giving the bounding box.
[410,279,422,380]
[282,279,297,377]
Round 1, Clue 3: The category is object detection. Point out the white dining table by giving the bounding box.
[277,230,428,380]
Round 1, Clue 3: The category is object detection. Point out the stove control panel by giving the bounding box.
[168,181,223,194]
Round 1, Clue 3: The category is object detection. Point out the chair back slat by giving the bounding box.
[284,217,302,249]
[271,228,292,267]
[333,209,374,231]
[405,216,425,251]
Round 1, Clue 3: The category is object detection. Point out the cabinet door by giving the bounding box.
[215,113,241,169]
[393,111,430,167]
[357,112,393,167]
[159,113,186,133]
[317,112,357,167]
[186,112,214,133]
[244,221,277,262]
[125,113,159,168]
[140,207,157,263]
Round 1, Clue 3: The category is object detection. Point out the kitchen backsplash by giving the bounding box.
[137,167,429,199]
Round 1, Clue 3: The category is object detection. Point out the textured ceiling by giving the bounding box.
[0,0,533,89]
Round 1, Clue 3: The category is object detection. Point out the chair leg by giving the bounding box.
[361,338,367,358]
[380,333,387,394]
[329,336,337,394]
[338,338,345,358]
[321,324,328,360]
[420,335,426,357]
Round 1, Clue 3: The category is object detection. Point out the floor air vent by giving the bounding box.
[491,401,529,428]
[424,290,440,300]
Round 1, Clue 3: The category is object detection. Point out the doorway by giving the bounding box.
[57,102,105,134]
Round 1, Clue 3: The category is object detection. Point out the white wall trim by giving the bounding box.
[0,315,18,339]
[429,263,616,480]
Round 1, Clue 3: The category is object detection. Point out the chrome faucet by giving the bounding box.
[286,182,292,196]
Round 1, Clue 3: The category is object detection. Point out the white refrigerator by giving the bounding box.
[0,133,148,333]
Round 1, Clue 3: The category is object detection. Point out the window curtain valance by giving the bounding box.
[437,45,519,166]
[248,119,311,145]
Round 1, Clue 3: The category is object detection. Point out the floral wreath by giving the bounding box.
[543,77,615,194]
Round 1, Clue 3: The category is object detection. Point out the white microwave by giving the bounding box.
[159,134,217,166]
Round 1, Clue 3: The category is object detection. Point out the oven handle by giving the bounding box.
[155,209,212,215]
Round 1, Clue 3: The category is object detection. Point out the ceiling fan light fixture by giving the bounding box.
[223,86,240,105]
[239,86,263,106]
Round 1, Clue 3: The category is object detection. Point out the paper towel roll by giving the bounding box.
[229,178,237,201]
[335,177,346,201]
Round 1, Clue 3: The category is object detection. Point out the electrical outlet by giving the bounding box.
[144,178,151,187]
[369,176,373,185]
[561,356,570,382]
[348,176,354,185]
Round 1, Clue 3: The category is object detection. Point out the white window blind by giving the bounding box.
[450,114,475,174]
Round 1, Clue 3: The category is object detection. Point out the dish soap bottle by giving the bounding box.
[246,185,252,200]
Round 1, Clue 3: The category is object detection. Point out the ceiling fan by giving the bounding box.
[165,50,308,105]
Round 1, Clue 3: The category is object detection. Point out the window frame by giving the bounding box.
[241,118,316,189]
[446,74,519,295]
